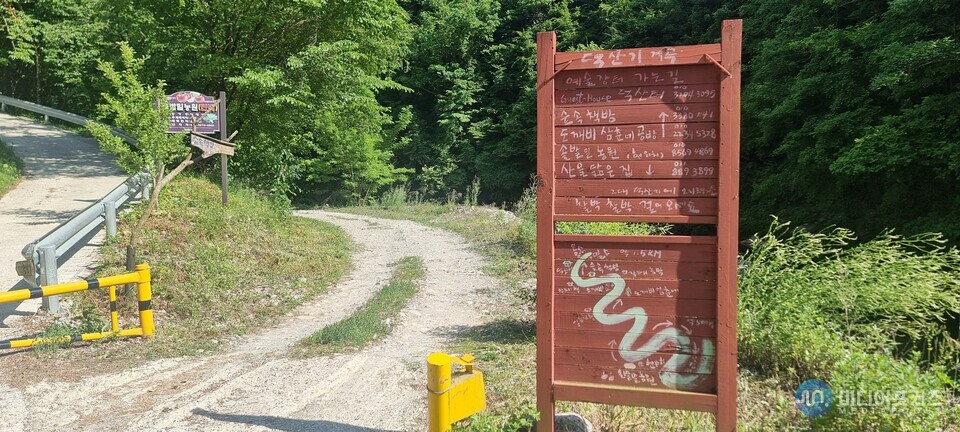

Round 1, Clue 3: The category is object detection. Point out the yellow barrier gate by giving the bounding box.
[0,264,154,349]
[427,352,487,432]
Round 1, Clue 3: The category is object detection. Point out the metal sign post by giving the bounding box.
[535,19,742,432]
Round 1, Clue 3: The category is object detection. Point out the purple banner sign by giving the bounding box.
[166,91,221,133]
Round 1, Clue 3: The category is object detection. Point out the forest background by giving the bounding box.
[1,0,958,241]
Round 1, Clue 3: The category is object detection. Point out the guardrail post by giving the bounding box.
[142,182,151,201]
[43,114,49,124]
[103,200,117,238]
[39,245,59,313]
[1,102,5,112]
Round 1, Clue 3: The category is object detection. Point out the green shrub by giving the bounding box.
[377,184,409,209]
[816,352,954,431]
[0,139,22,196]
[739,218,960,429]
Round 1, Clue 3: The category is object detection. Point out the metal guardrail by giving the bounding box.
[0,95,135,144]
[1,95,149,312]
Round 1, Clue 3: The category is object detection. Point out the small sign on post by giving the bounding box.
[165,90,233,204]
[189,132,235,159]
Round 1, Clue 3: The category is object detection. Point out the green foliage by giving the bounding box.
[85,42,185,177]
[740,0,960,239]
[377,184,411,209]
[814,352,954,431]
[456,402,538,432]
[1,0,110,110]
[4,0,960,240]
[739,218,960,429]
[388,0,577,201]
[88,176,352,357]
[0,138,22,196]
[296,256,425,356]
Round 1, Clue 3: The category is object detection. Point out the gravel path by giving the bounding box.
[0,113,127,337]
[0,211,497,431]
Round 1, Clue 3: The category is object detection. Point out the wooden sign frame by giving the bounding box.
[535,20,741,432]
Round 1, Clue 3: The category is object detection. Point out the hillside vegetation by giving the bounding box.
[1,0,958,240]
[74,177,352,358]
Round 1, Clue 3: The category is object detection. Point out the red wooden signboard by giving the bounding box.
[536,20,742,431]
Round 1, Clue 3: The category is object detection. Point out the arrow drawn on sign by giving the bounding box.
[645,164,655,176]
[612,298,624,310]
[653,320,674,331]
[681,325,692,334]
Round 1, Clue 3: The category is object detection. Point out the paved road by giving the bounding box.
[0,112,126,337]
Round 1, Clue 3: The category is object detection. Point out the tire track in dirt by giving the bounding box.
[0,211,496,431]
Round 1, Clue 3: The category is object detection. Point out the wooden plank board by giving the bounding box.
[555,295,717,317]
[556,347,716,369]
[555,214,718,224]
[554,234,717,245]
[556,65,721,90]
[556,310,717,333]
[556,259,716,280]
[555,279,717,300]
[555,364,716,393]
[556,197,717,217]
[556,161,718,179]
[556,179,719,198]
[557,123,719,144]
[557,84,719,107]
[556,142,719,162]
[556,44,722,70]
[555,103,719,126]
[556,329,716,349]
[554,241,716,262]
[553,381,717,412]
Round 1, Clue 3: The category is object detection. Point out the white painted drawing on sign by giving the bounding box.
[570,252,714,390]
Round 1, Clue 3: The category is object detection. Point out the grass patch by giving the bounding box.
[75,176,352,358]
[295,256,425,356]
[0,139,22,196]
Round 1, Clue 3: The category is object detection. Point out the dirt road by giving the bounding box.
[0,211,497,431]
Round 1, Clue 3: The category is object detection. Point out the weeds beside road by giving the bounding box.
[0,139,21,196]
[296,256,426,356]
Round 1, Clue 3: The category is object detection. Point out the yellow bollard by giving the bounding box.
[428,352,453,432]
[427,352,486,432]
[135,264,154,337]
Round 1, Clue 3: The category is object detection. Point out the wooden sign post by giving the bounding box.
[165,90,233,205]
[535,20,742,431]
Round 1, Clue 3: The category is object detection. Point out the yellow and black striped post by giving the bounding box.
[0,265,155,349]
[136,264,153,337]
